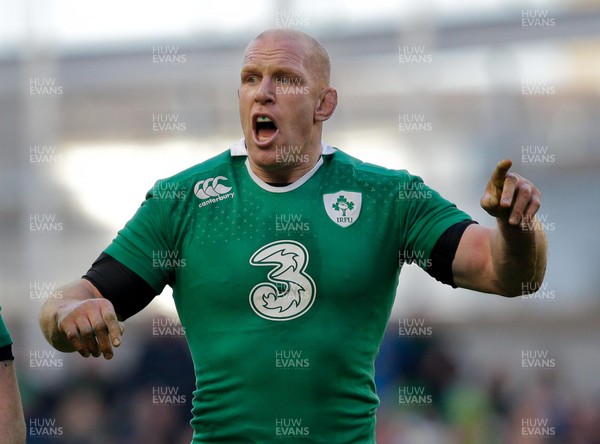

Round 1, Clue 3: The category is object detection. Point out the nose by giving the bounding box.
[254,77,275,104]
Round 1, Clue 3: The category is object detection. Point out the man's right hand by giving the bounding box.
[55,298,124,359]
[40,279,124,360]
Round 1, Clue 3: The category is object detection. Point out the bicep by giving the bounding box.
[452,224,502,294]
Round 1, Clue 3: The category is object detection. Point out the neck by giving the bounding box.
[247,141,322,184]
[249,156,320,184]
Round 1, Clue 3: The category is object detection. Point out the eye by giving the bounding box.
[244,75,259,85]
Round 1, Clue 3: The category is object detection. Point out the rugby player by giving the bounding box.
[40,28,547,442]
[1,307,26,444]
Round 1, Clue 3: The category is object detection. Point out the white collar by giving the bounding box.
[244,157,324,193]
[228,139,334,193]
[229,138,336,156]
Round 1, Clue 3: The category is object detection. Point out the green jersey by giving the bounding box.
[104,140,471,442]
[0,307,13,348]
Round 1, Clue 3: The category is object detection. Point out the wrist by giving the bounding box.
[496,216,536,253]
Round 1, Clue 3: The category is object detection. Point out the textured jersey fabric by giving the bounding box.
[103,140,472,442]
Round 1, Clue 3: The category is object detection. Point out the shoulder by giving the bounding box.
[145,149,241,196]
[327,148,421,183]
[160,150,236,184]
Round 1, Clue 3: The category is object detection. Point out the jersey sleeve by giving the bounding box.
[103,181,174,294]
[0,307,13,348]
[399,173,473,270]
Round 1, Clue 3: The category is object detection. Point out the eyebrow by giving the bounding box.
[240,65,305,81]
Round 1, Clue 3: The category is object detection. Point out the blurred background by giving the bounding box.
[1,0,599,442]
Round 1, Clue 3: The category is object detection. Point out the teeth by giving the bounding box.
[256,116,272,123]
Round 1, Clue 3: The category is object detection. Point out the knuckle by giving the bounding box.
[520,182,532,194]
[103,311,117,323]
[72,341,87,354]
[78,325,94,339]
[92,321,108,333]
[66,330,80,343]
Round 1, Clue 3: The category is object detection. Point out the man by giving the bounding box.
[1,307,26,444]
[40,29,546,442]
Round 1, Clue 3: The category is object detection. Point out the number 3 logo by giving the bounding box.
[249,240,316,321]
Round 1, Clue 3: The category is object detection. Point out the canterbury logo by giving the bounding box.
[193,176,232,199]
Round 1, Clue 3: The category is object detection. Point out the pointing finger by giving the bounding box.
[490,159,513,191]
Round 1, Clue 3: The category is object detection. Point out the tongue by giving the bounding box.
[257,127,277,140]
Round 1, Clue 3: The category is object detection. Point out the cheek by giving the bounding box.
[238,93,252,124]
[288,99,315,127]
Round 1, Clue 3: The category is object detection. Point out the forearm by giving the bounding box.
[39,279,99,352]
[491,216,548,296]
[0,361,26,444]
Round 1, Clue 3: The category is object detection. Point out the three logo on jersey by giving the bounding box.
[193,176,363,321]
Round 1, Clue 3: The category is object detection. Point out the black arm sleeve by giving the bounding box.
[0,344,14,361]
[82,253,158,321]
[426,220,478,288]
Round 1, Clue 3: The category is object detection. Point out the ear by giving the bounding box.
[314,87,337,123]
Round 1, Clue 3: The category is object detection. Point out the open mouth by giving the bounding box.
[253,115,279,145]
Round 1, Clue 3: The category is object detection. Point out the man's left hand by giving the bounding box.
[480,159,541,227]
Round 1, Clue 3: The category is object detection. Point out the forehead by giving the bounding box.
[242,36,310,72]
